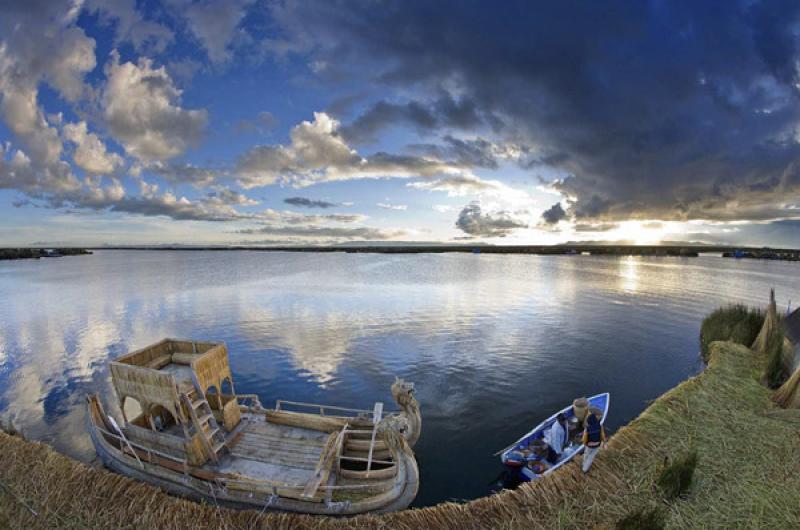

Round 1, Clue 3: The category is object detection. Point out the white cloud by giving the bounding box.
[408,174,518,197]
[0,145,79,195]
[236,112,469,188]
[63,121,123,175]
[433,204,454,213]
[0,2,96,170]
[205,187,259,206]
[103,51,208,162]
[0,69,63,166]
[238,225,405,241]
[377,203,408,210]
[455,201,528,237]
[260,209,367,225]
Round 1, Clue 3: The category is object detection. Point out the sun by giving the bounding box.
[611,221,666,245]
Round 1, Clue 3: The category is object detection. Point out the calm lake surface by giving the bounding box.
[0,250,797,506]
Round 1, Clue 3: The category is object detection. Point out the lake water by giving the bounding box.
[0,250,796,506]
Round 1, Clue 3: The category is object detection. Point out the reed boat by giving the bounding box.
[86,339,421,515]
[499,393,609,481]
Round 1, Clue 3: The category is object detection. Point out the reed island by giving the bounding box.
[1,291,799,528]
[0,248,92,260]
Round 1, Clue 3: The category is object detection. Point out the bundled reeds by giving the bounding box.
[751,289,778,355]
[764,327,792,389]
[772,364,800,408]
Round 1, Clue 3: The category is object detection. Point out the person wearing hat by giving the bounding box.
[543,413,568,464]
[581,412,607,473]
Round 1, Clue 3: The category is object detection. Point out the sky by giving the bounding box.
[2,0,800,247]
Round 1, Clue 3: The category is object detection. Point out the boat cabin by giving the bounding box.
[110,339,242,466]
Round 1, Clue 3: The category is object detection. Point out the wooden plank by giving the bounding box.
[265,410,347,433]
[303,425,346,499]
[232,448,319,465]
[231,444,321,464]
[237,430,327,447]
[145,354,172,370]
[230,447,320,469]
[232,443,323,462]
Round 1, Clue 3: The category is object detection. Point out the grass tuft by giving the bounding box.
[657,450,698,500]
[616,507,666,530]
[699,305,764,361]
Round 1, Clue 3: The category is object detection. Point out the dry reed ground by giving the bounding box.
[1,340,799,529]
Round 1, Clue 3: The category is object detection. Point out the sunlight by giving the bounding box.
[620,255,640,292]
[610,221,667,245]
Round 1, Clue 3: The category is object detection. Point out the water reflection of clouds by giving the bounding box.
[236,304,352,386]
[229,259,579,385]
[5,251,796,472]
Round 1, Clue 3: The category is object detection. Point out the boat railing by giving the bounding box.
[93,424,189,473]
[274,399,374,418]
[338,455,394,466]
[95,416,397,497]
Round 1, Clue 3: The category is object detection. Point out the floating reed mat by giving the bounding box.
[2,340,800,528]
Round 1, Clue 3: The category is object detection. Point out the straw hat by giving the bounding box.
[572,397,589,422]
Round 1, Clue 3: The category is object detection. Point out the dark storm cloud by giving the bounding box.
[284,196,339,208]
[408,136,505,169]
[541,202,566,225]
[268,0,800,224]
[339,94,482,143]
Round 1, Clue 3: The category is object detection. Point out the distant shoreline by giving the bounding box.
[0,248,92,261]
[3,245,800,261]
[89,244,800,260]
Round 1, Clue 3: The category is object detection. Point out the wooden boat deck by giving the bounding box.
[214,417,331,486]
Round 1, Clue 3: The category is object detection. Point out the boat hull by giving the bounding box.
[500,392,610,482]
[87,396,419,515]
